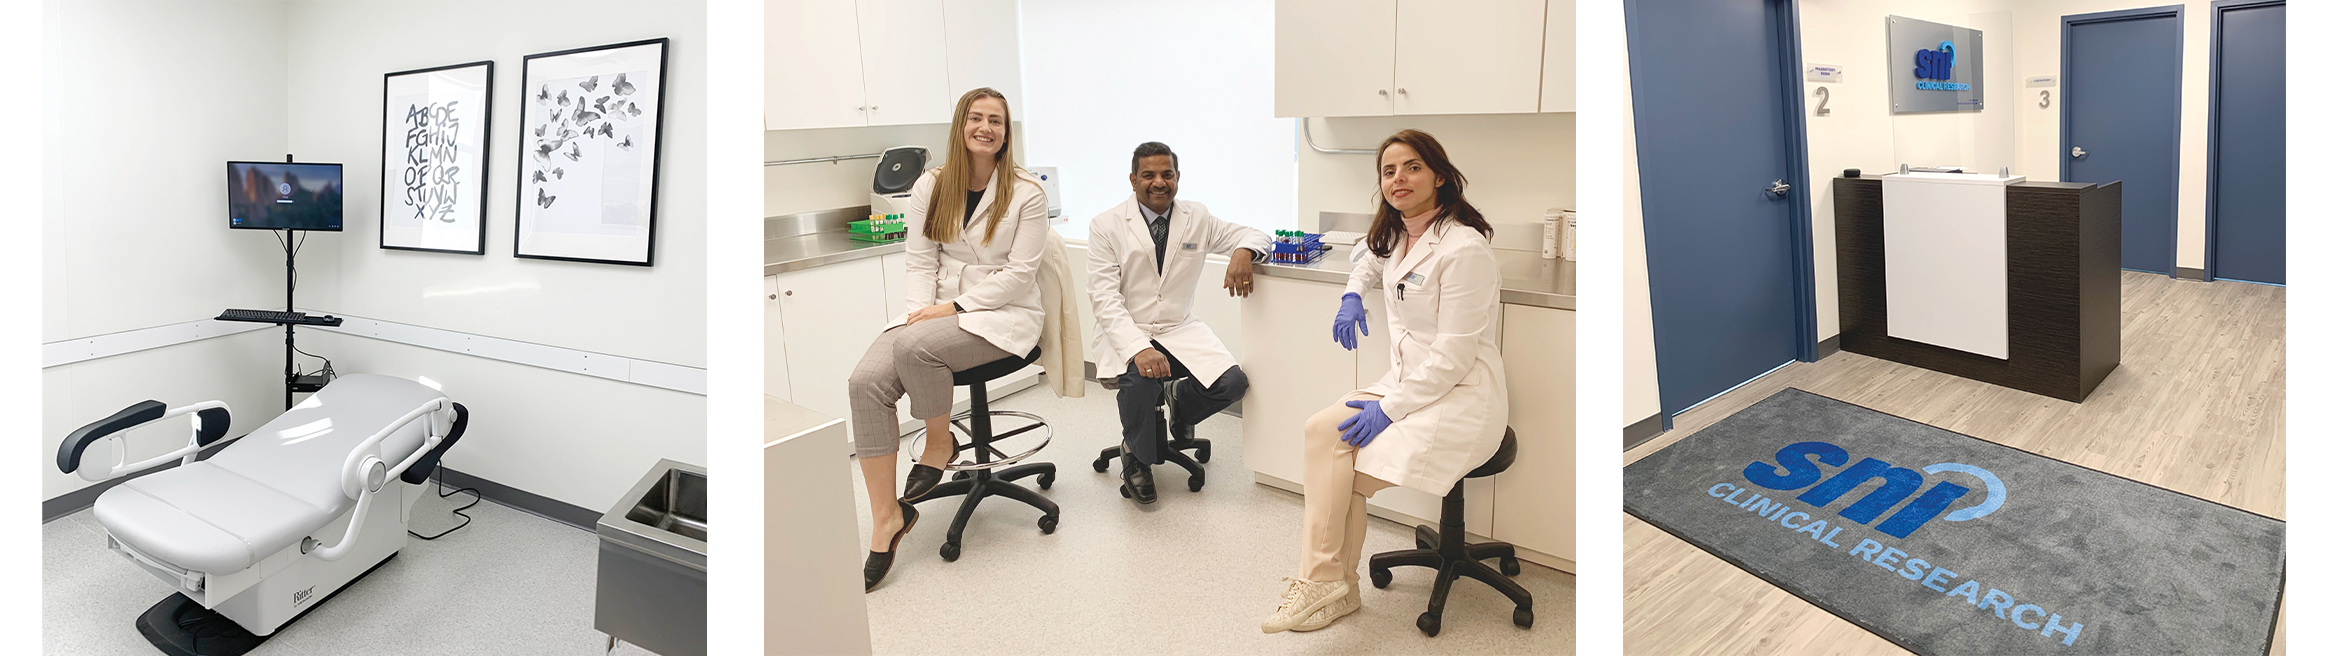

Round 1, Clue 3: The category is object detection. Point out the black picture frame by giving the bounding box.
[512,37,670,267]
[380,60,494,255]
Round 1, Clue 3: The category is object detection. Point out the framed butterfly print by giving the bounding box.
[381,60,492,255]
[513,38,669,266]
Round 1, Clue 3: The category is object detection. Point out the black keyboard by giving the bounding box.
[217,309,343,326]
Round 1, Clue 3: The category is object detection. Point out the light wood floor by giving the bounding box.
[1623,272,2286,656]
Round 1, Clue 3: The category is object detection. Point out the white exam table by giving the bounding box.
[56,374,468,656]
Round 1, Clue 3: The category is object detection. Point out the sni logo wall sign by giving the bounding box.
[1914,41,1971,91]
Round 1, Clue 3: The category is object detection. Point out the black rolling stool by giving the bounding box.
[1368,428,1530,636]
[1089,374,1210,494]
[908,346,1058,562]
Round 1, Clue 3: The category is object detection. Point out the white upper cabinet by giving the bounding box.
[942,0,1023,111]
[1541,0,1573,112]
[1394,0,1547,115]
[768,0,870,130]
[1277,0,1567,118]
[1276,0,1398,118]
[857,0,953,126]
[767,0,1023,130]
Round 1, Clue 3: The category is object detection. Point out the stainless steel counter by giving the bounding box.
[1254,243,1575,311]
[766,206,905,276]
[765,206,1576,310]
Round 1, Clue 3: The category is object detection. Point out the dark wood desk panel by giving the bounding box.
[1833,176,2121,402]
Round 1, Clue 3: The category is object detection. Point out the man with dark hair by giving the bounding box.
[1087,142,1270,504]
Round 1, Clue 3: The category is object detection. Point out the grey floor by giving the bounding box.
[45,487,658,655]
[854,380,1576,655]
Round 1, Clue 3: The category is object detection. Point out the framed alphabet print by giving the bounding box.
[380,60,492,254]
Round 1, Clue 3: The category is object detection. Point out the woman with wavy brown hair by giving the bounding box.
[846,87,1050,592]
[1262,129,1509,633]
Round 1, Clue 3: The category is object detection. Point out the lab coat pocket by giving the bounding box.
[1394,271,1440,334]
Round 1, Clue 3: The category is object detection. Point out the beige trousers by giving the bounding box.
[1299,391,1397,583]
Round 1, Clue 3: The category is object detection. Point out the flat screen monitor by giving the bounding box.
[227,161,344,231]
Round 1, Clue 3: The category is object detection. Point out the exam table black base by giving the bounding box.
[133,553,396,655]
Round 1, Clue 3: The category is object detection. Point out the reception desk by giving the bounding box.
[1834,175,2122,402]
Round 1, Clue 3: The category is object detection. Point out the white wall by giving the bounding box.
[1620,50,1659,428]
[1801,0,2018,342]
[286,0,707,368]
[280,0,707,512]
[41,0,298,501]
[42,0,708,513]
[1299,113,1575,234]
[1019,0,1293,238]
[764,122,1020,217]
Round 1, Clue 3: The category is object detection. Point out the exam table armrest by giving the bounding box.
[401,402,468,485]
[58,400,233,482]
[313,398,464,562]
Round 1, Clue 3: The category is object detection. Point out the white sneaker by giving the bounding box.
[1261,577,1351,633]
[1292,584,1361,632]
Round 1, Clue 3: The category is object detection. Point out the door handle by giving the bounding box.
[1766,180,1791,197]
[2071,146,2087,158]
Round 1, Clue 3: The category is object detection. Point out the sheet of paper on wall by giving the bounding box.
[1805,63,1844,83]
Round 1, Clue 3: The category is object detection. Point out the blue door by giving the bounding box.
[2063,7,2184,274]
[1627,0,1807,416]
[2210,1,2285,284]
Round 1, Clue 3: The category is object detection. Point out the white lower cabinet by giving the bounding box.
[1491,303,1574,570]
[771,258,890,429]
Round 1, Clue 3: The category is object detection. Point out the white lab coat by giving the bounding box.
[1086,196,1272,388]
[1344,219,1510,494]
[887,166,1051,357]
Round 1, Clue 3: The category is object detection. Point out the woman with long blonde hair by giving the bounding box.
[846,87,1052,592]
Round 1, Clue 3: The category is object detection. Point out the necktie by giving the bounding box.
[1150,210,1170,274]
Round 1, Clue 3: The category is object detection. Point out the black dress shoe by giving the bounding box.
[1121,455,1157,504]
[864,500,919,592]
[902,464,944,502]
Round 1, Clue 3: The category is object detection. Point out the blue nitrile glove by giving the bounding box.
[1337,400,1393,447]
[1332,292,1370,351]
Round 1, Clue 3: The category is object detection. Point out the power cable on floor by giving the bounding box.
[408,467,481,540]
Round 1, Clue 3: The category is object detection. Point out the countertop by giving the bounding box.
[764,394,839,445]
[1254,242,1575,311]
[766,229,903,276]
[764,208,1574,310]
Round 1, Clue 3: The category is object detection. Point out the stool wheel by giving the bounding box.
[1513,606,1533,628]
[1119,485,1131,499]
[1038,472,1054,490]
[1187,473,1204,492]
[1195,443,1212,463]
[939,541,961,562]
[1091,457,1110,473]
[952,471,971,481]
[1417,612,1441,637]
[1370,567,1392,589]
[1038,514,1058,534]
[1501,557,1521,577]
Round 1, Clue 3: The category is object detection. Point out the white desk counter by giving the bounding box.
[763,396,872,655]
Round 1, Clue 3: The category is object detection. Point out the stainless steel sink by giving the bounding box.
[597,459,707,656]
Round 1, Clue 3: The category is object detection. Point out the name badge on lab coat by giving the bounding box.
[1182,242,1198,251]
[1398,272,1426,300]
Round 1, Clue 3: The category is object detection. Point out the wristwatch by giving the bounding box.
[951,302,964,313]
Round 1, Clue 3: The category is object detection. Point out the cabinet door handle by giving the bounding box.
[1397,88,1408,95]
[782,290,794,297]
[1378,89,1388,96]
[768,294,777,300]
[856,106,867,111]
[869,105,879,111]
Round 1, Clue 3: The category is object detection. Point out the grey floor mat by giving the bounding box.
[1624,388,2282,656]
